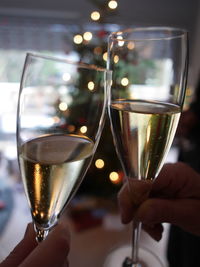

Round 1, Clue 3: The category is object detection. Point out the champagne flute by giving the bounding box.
[107,27,188,266]
[17,53,111,242]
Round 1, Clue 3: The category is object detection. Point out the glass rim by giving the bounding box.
[26,52,110,73]
[109,26,188,42]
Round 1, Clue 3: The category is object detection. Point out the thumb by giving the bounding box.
[135,198,200,236]
[19,221,70,267]
[0,223,37,267]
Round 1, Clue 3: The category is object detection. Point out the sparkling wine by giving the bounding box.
[110,100,181,180]
[19,134,94,228]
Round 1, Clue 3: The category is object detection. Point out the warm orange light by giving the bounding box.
[114,55,119,63]
[95,159,105,169]
[80,126,87,133]
[83,31,93,41]
[127,41,135,50]
[108,0,118,9]
[91,11,100,21]
[73,34,83,44]
[109,171,120,184]
[103,52,108,61]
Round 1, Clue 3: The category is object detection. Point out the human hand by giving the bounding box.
[118,162,200,240]
[0,221,70,267]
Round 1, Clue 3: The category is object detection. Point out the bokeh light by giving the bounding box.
[59,102,68,111]
[108,0,118,9]
[117,36,124,47]
[109,171,120,184]
[103,52,108,61]
[80,126,87,133]
[73,34,83,44]
[114,55,119,63]
[91,11,100,21]
[95,159,105,169]
[121,77,129,86]
[127,41,135,50]
[83,31,93,41]
[88,81,95,91]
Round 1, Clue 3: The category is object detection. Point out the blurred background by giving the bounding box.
[0,0,199,266]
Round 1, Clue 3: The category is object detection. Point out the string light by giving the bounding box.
[95,159,105,168]
[117,36,124,47]
[91,11,100,21]
[83,31,93,41]
[80,126,87,133]
[88,81,95,91]
[73,34,83,44]
[108,0,118,9]
[72,2,121,190]
[127,41,135,50]
[103,52,108,61]
[59,102,68,111]
[114,55,119,63]
[121,77,129,86]
[109,171,120,184]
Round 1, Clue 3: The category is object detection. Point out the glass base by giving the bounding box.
[104,245,165,267]
[34,224,49,242]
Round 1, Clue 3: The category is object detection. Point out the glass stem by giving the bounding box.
[131,220,142,265]
[34,224,49,243]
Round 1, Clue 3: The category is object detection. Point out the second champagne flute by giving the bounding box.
[17,53,111,242]
[106,27,188,266]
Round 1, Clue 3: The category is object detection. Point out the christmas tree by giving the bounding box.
[71,0,123,198]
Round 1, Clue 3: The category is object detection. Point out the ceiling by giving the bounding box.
[0,0,199,50]
[0,0,199,85]
[0,0,198,31]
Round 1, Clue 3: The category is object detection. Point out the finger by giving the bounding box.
[19,222,70,267]
[151,162,200,198]
[118,179,152,224]
[135,198,200,236]
[142,223,164,242]
[62,258,69,267]
[1,223,37,267]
